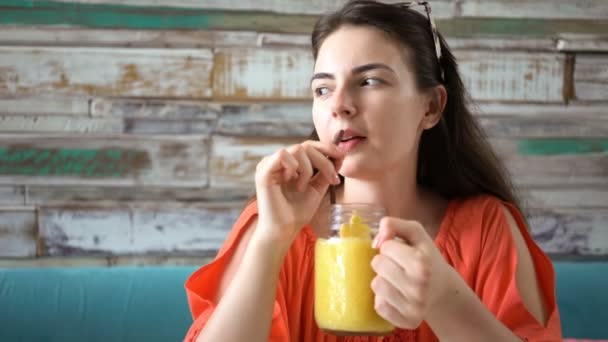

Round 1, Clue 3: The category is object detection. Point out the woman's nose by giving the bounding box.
[330,86,356,118]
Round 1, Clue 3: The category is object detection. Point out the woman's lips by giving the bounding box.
[338,137,366,152]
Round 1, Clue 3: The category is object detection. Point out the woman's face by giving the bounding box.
[312,25,439,180]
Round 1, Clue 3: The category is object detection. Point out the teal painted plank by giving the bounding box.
[0,148,148,177]
[518,139,608,156]
[1,1,608,36]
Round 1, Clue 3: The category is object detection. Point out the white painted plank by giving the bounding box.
[0,255,213,267]
[475,102,608,119]
[210,136,298,188]
[38,203,243,256]
[25,185,252,205]
[0,134,210,187]
[51,0,457,17]
[574,54,608,101]
[460,0,608,20]
[0,186,25,206]
[0,46,214,98]
[0,209,37,257]
[557,34,608,52]
[90,98,220,119]
[457,51,565,102]
[491,138,608,187]
[0,27,561,52]
[529,209,608,257]
[212,48,566,102]
[477,115,608,138]
[212,48,314,100]
[522,187,608,210]
[215,104,313,137]
[0,115,123,133]
[0,26,259,48]
[0,95,89,116]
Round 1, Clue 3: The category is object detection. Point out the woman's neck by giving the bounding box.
[335,170,448,236]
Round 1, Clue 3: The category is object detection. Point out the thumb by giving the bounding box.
[373,217,426,248]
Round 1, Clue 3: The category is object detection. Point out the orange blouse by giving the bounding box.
[184,195,562,341]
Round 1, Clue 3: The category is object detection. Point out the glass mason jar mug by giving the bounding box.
[314,203,395,336]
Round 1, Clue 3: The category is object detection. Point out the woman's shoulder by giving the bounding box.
[440,193,523,252]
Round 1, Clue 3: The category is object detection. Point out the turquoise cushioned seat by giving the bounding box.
[0,262,607,341]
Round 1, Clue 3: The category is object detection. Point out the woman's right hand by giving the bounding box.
[253,140,345,247]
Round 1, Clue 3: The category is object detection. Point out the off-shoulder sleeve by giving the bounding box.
[182,201,289,342]
[473,197,562,341]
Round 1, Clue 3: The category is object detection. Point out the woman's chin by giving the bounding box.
[338,161,378,180]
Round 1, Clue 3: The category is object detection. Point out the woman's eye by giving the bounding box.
[361,78,381,86]
[315,87,329,96]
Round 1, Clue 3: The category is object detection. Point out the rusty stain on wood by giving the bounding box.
[0,210,37,257]
[563,53,576,103]
[0,46,214,98]
[212,48,314,100]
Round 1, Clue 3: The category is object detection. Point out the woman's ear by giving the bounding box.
[422,85,447,130]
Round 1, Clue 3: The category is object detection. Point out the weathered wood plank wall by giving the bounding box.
[0,0,607,267]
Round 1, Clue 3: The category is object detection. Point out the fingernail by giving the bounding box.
[333,174,341,184]
[372,234,381,249]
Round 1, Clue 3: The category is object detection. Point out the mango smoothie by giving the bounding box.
[314,212,394,335]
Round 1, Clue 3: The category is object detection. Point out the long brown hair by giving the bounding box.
[309,0,524,214]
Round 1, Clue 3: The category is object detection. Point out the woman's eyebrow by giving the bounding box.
[310,63,395,84]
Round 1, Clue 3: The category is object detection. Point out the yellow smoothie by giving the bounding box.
[314,213,394,335]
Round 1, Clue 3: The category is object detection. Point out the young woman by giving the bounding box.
[184,1,562,341]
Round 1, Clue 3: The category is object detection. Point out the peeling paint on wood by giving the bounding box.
[48,0,457,18]
[90,98,219,134]
[529,209,608,257]
[2,4,608,37]
[491,138,608,186]
[211,49,566,102]
[25,185,252,205]
[517,138,608,156]
[0,95,89,116]
[478,116,608,138]
[523,187,608,210]
[0,46,214,98]
[460,0,608,20]
[90,98,220,119]
[38,204,243,256]
[0,255,213,268]
[574,54,608,101]
[216,104,313,137]
[556,34,608,52]
[213,48,314,100]
[0,26,259,48]
[210,136,298,188]
[0,209,36,257]
[0,115,123,133]
[0,135,209,186]
[0,186,25,205]
[457,51,564,102]
[475,102,608,119]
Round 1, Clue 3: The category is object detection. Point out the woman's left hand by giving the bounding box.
[370,216,454,329]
